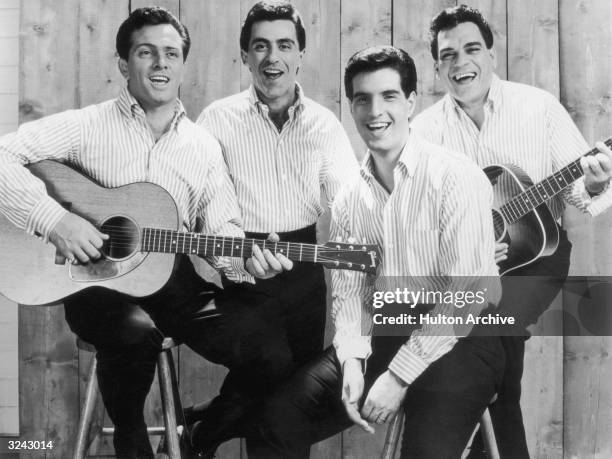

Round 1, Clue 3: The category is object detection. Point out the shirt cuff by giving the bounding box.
[333,334,371,368]
[217,256,255,284]
[387,345,431,386]
[24,195,68,242]
[585,182,612,216]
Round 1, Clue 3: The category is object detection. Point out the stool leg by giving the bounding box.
[73,356,99,459]
[381,410,404,459]
[480,408,500,459]
[158,349,181,459]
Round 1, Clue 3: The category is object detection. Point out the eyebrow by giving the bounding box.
[439,40,484,54]
[133,43,180,50]
[352,91,369,98]
[251,37,297,45]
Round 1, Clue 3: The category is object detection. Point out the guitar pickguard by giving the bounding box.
[69,253,149,282]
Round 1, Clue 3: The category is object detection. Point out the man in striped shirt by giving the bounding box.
[189,1,359,455]
[411,5,612,458]
[0,7,288,458]
[245,46,505,459]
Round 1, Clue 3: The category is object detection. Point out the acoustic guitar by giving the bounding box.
[0,161,380,306]
[484,138,610,275]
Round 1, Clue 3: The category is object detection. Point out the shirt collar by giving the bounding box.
[247,82,306,116]
[359,131,420,183]
[443,73,502,123]
[116,86,186,130]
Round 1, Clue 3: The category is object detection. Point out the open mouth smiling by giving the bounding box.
[451,71,477,84]
[262,68,284,79]
[366,121,391,132]
[149,74,170,86]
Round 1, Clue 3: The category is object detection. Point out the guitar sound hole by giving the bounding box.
[100,216,140,260]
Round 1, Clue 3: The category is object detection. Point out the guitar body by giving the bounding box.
[0,161,178,305]
[484,164,559,276]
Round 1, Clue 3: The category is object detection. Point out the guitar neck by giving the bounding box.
[499,137,612,224]
[141,228,320,262]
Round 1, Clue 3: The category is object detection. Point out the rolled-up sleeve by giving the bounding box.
[389,165,500,385]
[196,139,254,284]
[330,191,373,366]
[0,110,83,240]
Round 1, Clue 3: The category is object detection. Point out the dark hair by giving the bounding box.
[240,1,306,52]
[116,6,191,61]
[429,4,493,60]
[344,46,417,100]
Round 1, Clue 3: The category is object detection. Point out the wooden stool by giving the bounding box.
[381,405,500,459]
[73,337,186,459]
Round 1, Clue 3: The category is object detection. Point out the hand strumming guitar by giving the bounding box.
[49,212,109,264]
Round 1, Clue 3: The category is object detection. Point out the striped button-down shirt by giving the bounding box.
[331,133,500,385]
[197,85,359,233]
[411,74,612,218]
[0,87,250,282]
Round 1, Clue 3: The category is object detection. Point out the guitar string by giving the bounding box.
[101,237,371,253]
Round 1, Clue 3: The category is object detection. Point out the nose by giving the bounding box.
[153,53,168,69]
[266,45,280,64]
[454,50,468,68]
[369,96,383,117]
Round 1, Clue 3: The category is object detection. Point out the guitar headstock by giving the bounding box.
[319,242,381,274]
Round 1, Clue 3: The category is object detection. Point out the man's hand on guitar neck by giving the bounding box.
[49,213,109,264]
[583,141,612,196]
[246,232,293,279]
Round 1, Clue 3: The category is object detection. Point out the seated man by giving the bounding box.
[0,7,287,458]
[411,5,612,456]
[244,46,504,459]
[190,1,358,456]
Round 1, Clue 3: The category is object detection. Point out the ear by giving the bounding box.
[434,63,440,80]
[490,47,497,69]
[118,58,129,80]
[296,48,305,75]
[240,49,249,67]
[406,91,417,118]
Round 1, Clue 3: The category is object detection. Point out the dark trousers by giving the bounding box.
[189,225,327,452]
[64,224,326,459]
[248,331,506,459]
[469,226,572,458]
[65,256,222,459]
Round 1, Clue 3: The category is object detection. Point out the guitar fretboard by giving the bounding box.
[141,228,319,262]
[499,137,612,223]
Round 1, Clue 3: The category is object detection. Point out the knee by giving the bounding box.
[99,313,163,363]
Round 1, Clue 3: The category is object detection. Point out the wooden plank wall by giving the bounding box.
[559,1,612,458]
[13,0,612,457]
[0,0,20,437]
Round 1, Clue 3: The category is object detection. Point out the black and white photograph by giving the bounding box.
[0,1,611,458]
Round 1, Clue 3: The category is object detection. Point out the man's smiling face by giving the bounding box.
[118,23,185,111]
[350,67,415,159]
[241,19,303,107]
[435,21,496,109]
